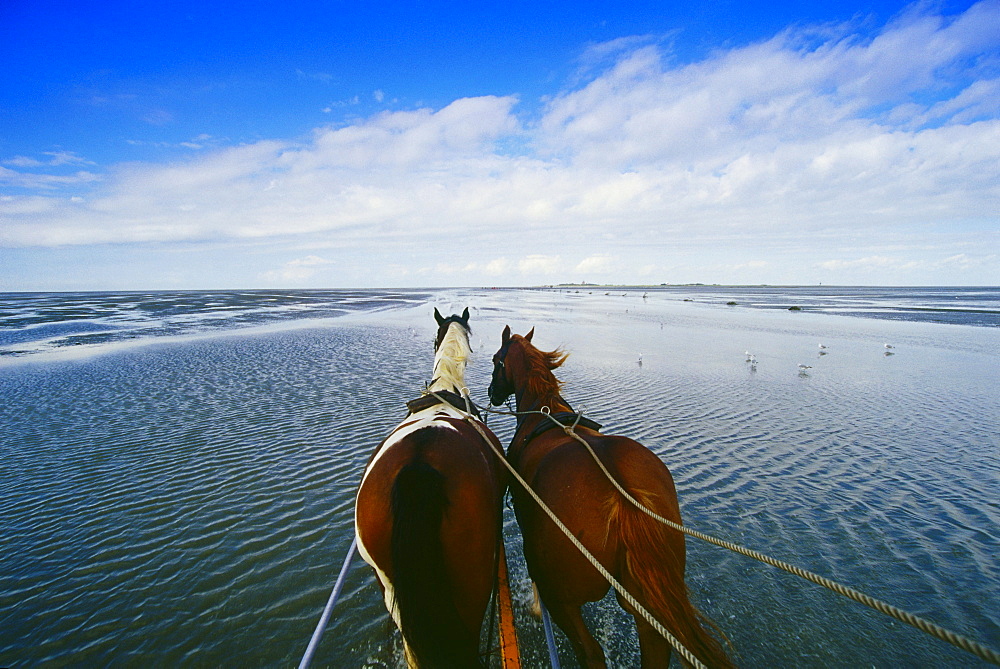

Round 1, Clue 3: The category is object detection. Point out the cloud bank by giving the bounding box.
[2,1,999,287]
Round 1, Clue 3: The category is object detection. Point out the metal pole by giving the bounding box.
[298,535,358,669]
[539,598,561,669]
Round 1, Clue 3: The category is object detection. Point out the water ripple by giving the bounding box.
[2,299,998,667]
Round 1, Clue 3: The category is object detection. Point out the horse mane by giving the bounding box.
[513,335,569,399]
[429,321,471,393]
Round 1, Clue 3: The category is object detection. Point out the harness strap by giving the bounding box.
[477,400,1000,667]
[406,389,482,418]
[521,411,601,444]
[427,392,707,668]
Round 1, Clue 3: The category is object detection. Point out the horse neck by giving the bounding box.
[508,340,571,415]
[509,380,573,454]
[511,362,570,417]
[428,323,470,394]
[515,388,572,423]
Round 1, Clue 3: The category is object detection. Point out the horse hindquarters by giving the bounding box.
[615,486,733,669]
[390,460,481,668]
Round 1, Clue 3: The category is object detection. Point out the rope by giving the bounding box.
[429,392,708,669]
[480,401,1000,666]
[298,536,358,669]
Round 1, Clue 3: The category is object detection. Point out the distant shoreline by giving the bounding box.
[543,283,1000,289]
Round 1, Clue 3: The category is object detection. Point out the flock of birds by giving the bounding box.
[742,342,896,375]
[633,342,897,374]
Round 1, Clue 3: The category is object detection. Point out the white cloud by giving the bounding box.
[2,2,999,287]
[483,258,511,275]
[143,109,174,126]
[303,95,520,169]
[126,134,220,150]
[287,254,332,267]
[296,69,334,83]
[452,258,513,276]
[518,255,562,275]
[732,260,769,271]
[817,252,997,274]
[4,151,94,168]
[910,79,1000,127]
[575,254,617,274]
[323,96,361,112]
[0,166,102,190]
[259,255,335,284]
[819,256,894,270]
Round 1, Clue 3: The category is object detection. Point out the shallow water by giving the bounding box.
[1,288,998,667]
[0,289,432,360]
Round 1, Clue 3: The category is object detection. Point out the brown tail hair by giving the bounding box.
[616,488,735,669]
[390,459,482,668]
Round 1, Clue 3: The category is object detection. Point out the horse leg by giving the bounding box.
[542,597,607,669]
[614,586,673,669]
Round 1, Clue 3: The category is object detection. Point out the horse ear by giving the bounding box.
[502,325,511,344]
[434,308,445,326]
[462,307,470,322]
[525,327,534,342]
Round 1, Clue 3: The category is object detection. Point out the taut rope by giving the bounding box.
[480,401,1000,666]
[437,392,709,669]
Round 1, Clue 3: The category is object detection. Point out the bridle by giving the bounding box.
[488,340,515,406]
[489,340,600,442]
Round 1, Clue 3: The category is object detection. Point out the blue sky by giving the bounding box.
[1,0,998,290]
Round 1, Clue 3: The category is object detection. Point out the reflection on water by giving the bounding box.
[1,289,998,667]
[0,289,432,358]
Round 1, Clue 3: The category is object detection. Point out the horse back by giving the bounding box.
[354,410,506,667]
[513,432,683,594]
[521,431,680,523]
[357,410,505,568]
[514,430,732,667]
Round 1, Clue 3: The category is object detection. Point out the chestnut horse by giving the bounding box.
[488,326,732,669]
[355,308,506,667]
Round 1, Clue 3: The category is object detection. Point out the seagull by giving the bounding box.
[798,363,812,373]
[819,343,828,349]
[884,343,894,349]
[637,353,643,367]
[745,350,753,362]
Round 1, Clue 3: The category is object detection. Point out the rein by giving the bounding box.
[471,397,1000,667]
[495,385,601,445]
[426,392,708,669]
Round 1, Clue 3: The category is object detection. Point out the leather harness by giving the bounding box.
[406,389,482,419]
[520,410,603,443]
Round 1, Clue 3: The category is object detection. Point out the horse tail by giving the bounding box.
[390,459,480,668]
[616,487,734,669]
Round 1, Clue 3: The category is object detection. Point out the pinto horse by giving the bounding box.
[355,308,506,668]
[488,326,732,669]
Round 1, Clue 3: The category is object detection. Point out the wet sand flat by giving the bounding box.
[1,288,997,666]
